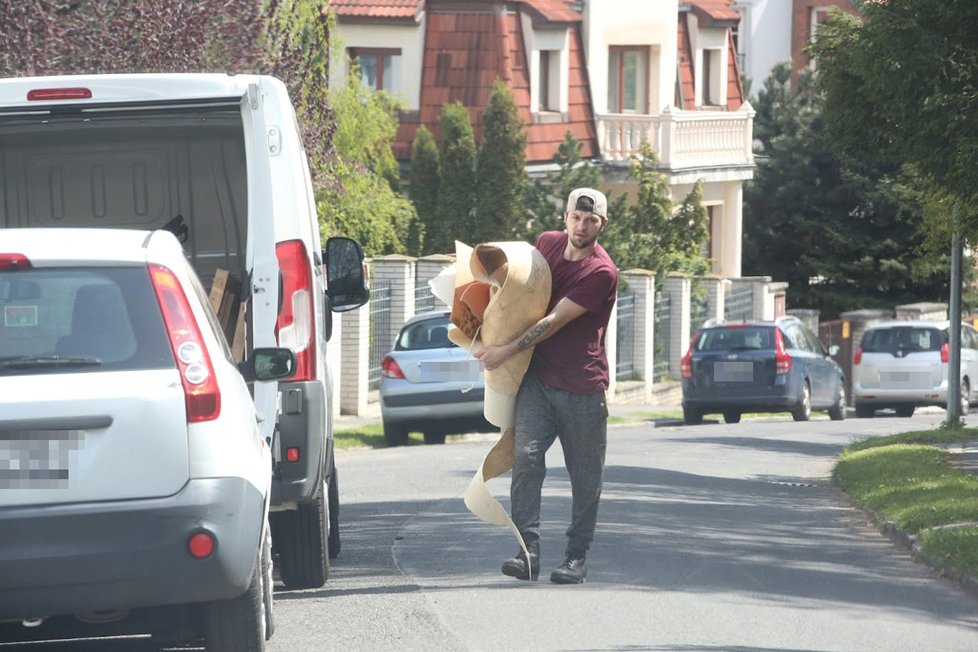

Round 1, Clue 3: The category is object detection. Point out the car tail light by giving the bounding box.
[149,264,221,423]
[941,342,949,363]
[680,332,700,379]
[27,87,92,101]
[382,356,405,380]
[774,328,792,375]
[187,531,216,559]
[0,254,31,270]
[854,347,863,365]
[276,240,316,381]
[286,447,300,463]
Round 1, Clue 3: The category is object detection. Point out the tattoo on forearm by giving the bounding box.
[517,319,552,351]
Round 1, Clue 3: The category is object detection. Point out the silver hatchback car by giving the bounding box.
[851,320,978,417]
[379,311,491,446]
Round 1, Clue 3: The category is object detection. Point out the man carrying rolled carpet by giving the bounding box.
[476,188,618,584]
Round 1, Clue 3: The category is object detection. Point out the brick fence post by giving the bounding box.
[665,273,691,379]
[621,269,655,403]
[372,255,416,352]
[340,303,370,416]
[416,254,456,312]
[701,275,725,323]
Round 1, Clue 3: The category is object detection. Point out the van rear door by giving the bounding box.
[241,81,280,441]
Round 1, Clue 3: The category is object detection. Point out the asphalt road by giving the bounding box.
[267,410,978,652]
[7,410,978,650]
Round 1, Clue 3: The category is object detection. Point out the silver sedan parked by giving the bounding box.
[379,310,491,446]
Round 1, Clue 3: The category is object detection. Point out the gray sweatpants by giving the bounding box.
[511,374,608,558]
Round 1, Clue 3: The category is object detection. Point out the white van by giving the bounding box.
[0,74,368,590]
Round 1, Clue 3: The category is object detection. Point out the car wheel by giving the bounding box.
[271,480,329,590]
[895,404,915,418]
[855,404,875,418]
[423,429,447,445]
[327,463,340,560]
[792,381,811,422]
[828,383,847,421]
[683,407,703,425]
[384,421,409,447]
[204,526,268,652]
[723,411,741,424]
[961,379,971,415]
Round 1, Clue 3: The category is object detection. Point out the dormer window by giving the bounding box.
[349,48,402,93]
[538,50,559,111]
[608,47,648,113]
[701,48,721,106]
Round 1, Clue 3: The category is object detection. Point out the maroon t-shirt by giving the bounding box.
[529,230,618,394]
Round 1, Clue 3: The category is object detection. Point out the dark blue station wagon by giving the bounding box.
[680,316,847,425]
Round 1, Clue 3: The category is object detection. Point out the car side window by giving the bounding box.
[802,327,826,355]
[784,325,810,352]
[963,326,977,350]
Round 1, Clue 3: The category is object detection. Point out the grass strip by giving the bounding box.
[333,424,423,450]
[834,427,978,578]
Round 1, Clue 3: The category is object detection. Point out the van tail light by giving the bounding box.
[941,342,949,363]
[149,264,221,423]
[680,332,700,379]
[276,240,316,381]
[381,356,405,380]
[774,328,792,375]
[0,254,32,270]
[854,347,863,365]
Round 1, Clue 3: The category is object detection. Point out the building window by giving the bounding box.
[349,48,402,93]
[538,50,552,111]
[700,48,720,106]
[608,47,648,113]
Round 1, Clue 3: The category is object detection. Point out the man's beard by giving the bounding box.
[570,232,598,249]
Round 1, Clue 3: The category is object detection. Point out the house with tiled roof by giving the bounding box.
[330,0,755,278]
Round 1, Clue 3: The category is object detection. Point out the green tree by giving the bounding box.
[432,101,477,253]
[602,144,709,285]
[409,126,440,255]
[474,80,527,243]
[522,133,613,237]
[809,0,978,239]
[316,51,422,256]
[742,62,949,317]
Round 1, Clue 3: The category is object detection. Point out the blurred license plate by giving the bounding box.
[0,431,82,489]
[419,360,481,381]
[880,370,930,389]
[714,361,753,382]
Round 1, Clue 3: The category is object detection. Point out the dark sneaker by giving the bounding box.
[501,545,540,581]
[550,556,586,584]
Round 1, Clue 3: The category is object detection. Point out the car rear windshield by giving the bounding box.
[396,316,456,351]
[696,327,773,352]
[861,327,944,354]
[0,267,174,375]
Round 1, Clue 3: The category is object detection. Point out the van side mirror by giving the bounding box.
[828,344,840,357]
[324,237,370,312]
[239,347,296,382]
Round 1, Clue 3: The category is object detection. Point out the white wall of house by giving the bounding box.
[672,179,744,278]
[733,0,791,89]
[582,0,678,114]
[331,16,427,111]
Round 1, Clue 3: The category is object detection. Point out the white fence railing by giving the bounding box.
[595,103,755,170]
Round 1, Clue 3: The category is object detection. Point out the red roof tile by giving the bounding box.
[726,30,744,110]
[329,0,423,20]
[396,4,596,164]
[521,0,581,23]
[689,0,740,23]
[677,16,696,110]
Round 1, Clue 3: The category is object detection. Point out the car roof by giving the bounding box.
[402,309,451,327]
[1,228,176,266]
[868,320,951,330]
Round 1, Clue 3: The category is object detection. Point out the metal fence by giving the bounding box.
[368,280,391,390]
[414,278,439,314]
[725,288,753,321]
[615,290,636,381]
[653,292,671,381]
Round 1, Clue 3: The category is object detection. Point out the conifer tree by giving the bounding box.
[474,80,527,243]
[432,102,477,253]
[409,126,440,255]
